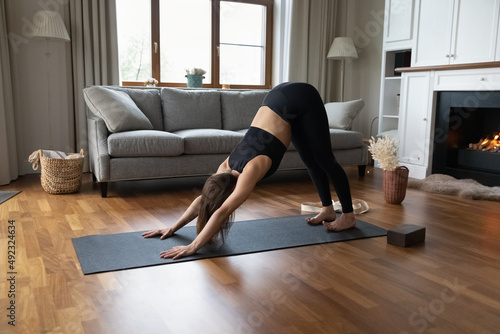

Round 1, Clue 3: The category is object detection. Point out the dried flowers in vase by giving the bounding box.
[368,136,409,204]
[368,136,400,171]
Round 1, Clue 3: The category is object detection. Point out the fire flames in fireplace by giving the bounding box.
[469,132,500,153]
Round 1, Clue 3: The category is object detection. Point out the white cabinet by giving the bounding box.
[385,0,414,47]
[453,0,500,64]
[412,0,454,66]
[398,72,433,178]
[413,0,500,67]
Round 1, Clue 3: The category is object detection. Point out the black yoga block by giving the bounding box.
[387,224,426,247]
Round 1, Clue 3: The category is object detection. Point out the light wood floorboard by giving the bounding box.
[1,167,499,334]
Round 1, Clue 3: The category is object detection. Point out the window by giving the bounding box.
[116,0,152,82]
[117,0,273,89]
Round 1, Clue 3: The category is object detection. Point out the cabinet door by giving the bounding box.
[412,0,455,67]
[385,0,414,44]
[451,0,500,64]
[398,73,431,166]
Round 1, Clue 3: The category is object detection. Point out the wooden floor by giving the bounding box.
[1,167,499,334]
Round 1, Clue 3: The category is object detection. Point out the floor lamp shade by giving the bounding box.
[31,10,70,42]
[327,37,358,60]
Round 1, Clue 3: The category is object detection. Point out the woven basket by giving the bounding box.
[29,149,85,194]
[383,166,409,204]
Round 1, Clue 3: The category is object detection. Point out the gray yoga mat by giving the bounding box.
[72,215,386,275]
[0,191,21,205]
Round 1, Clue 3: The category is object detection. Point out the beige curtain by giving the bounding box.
[287,0,338,101]
[69,0,119,171]
[0,1,19,185]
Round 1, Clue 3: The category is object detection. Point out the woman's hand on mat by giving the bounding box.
[160,245,196,260]
[142,228,174,240]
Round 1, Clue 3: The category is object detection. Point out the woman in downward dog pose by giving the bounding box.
[142,82,355,259]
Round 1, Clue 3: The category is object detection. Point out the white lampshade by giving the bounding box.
[31,10,70,42]
[327,37,358,59]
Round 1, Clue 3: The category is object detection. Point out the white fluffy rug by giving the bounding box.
[408,174,500,201]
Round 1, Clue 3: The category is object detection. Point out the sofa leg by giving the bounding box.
[358,165,366,177]
[100,182,108,198]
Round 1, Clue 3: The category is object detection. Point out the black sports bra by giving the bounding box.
[228,127,287,179]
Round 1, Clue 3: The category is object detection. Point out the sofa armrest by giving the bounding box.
[86,109,110,182]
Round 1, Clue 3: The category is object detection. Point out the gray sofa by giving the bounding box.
[84,86,368,197]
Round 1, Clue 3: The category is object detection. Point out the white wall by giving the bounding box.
[6,0,73,175]
[342,0,384,138]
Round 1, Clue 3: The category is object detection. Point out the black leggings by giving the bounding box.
[262,82,354,213]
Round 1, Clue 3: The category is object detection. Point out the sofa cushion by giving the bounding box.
[108,130,184,157]
[109,87,164,131]
[329,129,363,150]
[161,88,221,132]
[174,129,245,154]
[325,99,364,130]
[220,90,269,130]
[83,86,154,133]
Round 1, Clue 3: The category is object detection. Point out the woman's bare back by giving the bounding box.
[250,106,292,148]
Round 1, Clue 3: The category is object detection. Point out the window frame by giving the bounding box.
[121,0,273,89]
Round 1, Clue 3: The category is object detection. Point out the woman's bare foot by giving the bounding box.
[323,212,356,231]
[306,205,336,225]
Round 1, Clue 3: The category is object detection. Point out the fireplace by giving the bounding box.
[433,91,500,186]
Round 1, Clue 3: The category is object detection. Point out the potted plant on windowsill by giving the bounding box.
[144,78,158,87]
[368,136,409,204]
[185,68,206,88]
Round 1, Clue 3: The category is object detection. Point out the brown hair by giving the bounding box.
[197,172,237,244]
